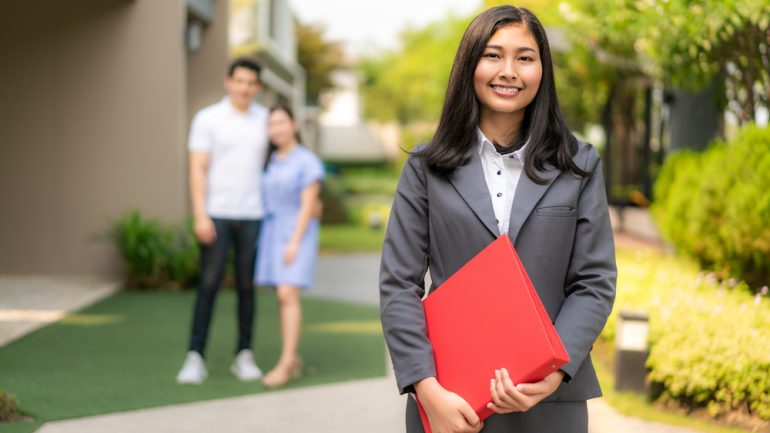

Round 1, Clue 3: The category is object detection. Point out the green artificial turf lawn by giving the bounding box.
[0,290,385,433]
[320,223,386,253]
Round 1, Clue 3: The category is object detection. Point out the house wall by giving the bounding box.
[0,0,227,276]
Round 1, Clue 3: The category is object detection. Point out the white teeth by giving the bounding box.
[491,85,519,95]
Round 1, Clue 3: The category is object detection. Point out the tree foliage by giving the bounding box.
[359,2,611,134]
[296,22,344,106]
[359,0,769,131]
[571,0,770,124]
[359,15,470,124]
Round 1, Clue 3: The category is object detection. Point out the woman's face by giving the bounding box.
[473,23,542,122]
[268,109,297,148]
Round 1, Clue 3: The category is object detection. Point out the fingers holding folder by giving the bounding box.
[487,368,565,414]
[416,377,484,433]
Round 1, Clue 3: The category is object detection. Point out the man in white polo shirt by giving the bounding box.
[176,58,268,384]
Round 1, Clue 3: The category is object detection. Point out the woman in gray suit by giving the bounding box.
[379,5,616,433]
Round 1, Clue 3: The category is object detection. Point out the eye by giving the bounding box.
[483,52,500,59]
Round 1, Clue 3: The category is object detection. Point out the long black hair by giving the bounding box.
[264,104,302,170]
[419,5,588,183]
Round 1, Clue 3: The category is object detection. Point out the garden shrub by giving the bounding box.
[608,248,770,422]
[0,389,22,422]
[107,210,199,289]
[652,124,770,290]
[320,173,351,225]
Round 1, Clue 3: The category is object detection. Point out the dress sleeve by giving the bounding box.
[300,152,325,188]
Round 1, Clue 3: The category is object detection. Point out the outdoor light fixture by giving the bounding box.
[186,20,203,53]
[614,310,650,393]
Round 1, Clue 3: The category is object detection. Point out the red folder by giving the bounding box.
[416,234,569,433]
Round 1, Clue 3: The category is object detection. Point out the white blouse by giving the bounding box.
[476,128,527,236]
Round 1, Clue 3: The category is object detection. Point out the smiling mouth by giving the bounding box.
[490,84,521,95]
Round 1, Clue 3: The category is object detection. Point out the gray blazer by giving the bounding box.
[379,140,616,403]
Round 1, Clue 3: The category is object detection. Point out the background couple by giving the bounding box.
[175,58,324,389]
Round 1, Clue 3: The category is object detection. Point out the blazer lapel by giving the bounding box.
[447,149,499,238]
[508,164,561,244]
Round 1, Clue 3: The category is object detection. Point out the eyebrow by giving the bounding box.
[485,45,537,53]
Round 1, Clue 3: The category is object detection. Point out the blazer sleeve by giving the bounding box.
[554,147,617,380]
[379,153,435,394]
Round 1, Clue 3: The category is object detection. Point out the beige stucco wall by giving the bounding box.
[0,0,227,276]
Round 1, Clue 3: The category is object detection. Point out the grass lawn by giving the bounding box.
[0,290,384,433]
[320,224,386,253]
[320,163,395,254]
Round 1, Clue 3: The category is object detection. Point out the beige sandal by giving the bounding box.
[262,357,303,388]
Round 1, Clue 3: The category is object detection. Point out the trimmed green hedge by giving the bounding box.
[607,248,770,422]
[652,124,770,290]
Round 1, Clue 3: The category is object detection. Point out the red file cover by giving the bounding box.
[416,234,570,433]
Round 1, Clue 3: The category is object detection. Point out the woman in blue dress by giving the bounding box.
[255,105,324,388]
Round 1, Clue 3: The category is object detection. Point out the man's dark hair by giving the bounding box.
[227,58,261,79]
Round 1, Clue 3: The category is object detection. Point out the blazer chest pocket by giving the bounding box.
[535,206,576,218]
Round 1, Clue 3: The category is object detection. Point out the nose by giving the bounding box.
[499,58,517,80]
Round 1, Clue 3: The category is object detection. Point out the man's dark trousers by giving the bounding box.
[188,218,261,356]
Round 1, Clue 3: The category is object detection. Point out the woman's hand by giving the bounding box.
[487,368,564,414]
[283,240,299,264]
[415,378,484,433]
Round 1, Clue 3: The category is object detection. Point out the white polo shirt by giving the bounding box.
[477,128,527,235]
[188,97,269,220]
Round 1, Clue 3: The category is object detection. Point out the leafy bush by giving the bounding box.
[0,389,22,422]
[608,248,770,422]
[652,124,770,290]
[320,173,351,225]
[107,210,199,289]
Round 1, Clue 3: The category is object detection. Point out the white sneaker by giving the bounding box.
[176,351,208,384]
[231,349,263,381]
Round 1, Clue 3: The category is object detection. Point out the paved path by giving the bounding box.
[1,246,699,433]
[35,376,404,433]
[0,275,118,347]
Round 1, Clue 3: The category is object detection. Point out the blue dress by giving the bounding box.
[255,146,324,289]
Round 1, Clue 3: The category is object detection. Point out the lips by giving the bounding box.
[490,84,521,96]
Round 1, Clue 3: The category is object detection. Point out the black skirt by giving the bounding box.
[405,395,588,433]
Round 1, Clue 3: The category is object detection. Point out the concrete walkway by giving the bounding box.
[0,275,118,347]
[1,248,699,433]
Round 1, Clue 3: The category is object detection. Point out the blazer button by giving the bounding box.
[496,192,502,198]
[497,170,502,175]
